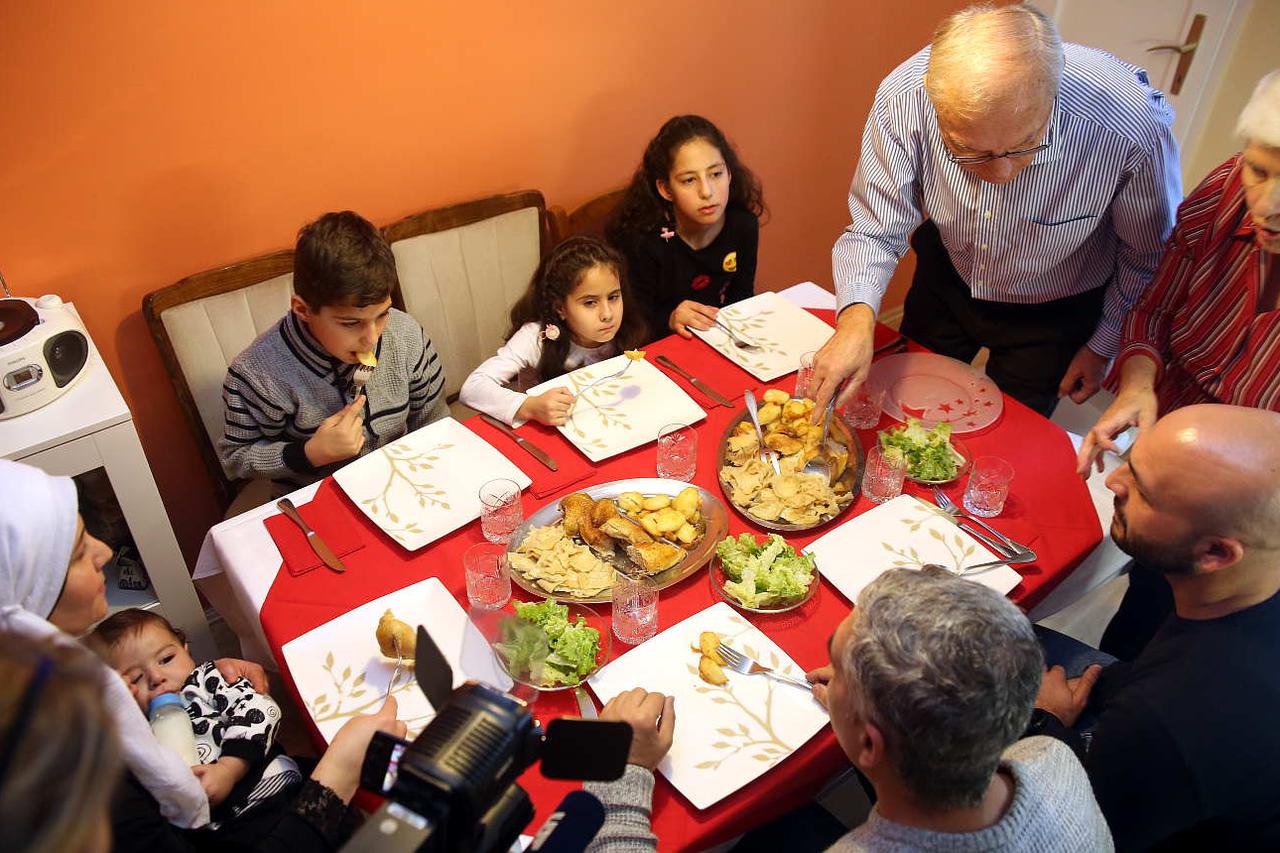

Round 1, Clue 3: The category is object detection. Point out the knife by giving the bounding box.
[873,334,908,357]
[276,498,346,573]
[479,414,558,471]
[574,686,598,719]
[654,355,734,408]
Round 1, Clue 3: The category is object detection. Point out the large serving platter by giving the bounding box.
[717,408,865,532]
[504,478,730,604]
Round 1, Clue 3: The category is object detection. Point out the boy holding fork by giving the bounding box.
[219,211,449,490]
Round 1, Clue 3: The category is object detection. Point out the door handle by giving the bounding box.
[1145,13,1205,95]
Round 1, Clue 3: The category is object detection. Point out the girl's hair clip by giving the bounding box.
[659,226,675,241]
[540,323,561,342]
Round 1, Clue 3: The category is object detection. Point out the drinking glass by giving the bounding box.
[795,351,817,400]
[842,383,886,430]
[612,573,658,645]
[862,445,906,504]
[964,456,1014,518]
[463,542,512,610]
[656,423,697,481]
[479,478,523,543]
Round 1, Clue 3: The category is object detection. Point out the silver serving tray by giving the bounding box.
[505,478,730,604]
[717,409,865,532]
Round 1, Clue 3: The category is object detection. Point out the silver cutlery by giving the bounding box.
[743,391,781,475]
[569,359,636,415]
[479,414,558,471]
[276,498,346,573]
[717,643,812,691]
[654,355,734,408]
[713,316,762,350]
[801,394,840,484]
[387,636,405,701]
[574,686,598,719]
[931,488,1037,562]
[872,334,908,358]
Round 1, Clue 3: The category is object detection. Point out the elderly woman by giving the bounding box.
[0,459,405,851]
[1076,71,1280,660]
[1079,70,1280,470]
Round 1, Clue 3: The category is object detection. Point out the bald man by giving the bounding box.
[1030,404,1280,849]
[816,2,1179,417]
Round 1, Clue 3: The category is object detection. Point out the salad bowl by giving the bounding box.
[878,419,971,485]
[709,533,819,613]
[489,600,611,692]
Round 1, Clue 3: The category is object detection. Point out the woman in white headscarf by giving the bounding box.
[0,460,405,851]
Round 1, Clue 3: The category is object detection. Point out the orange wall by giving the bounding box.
[0,1,956,561]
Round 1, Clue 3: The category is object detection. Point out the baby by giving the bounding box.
[87,609,302,821]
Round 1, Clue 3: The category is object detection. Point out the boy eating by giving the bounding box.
[219,210,448,488]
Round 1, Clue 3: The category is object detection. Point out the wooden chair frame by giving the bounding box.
[547,186,627,244]
[383,189,551,256]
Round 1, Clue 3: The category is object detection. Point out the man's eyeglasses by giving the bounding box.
[943,112,1055,166]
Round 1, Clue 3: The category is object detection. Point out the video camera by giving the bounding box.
[343,626,633,853]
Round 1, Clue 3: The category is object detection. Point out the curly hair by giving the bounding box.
[507,236,648,381]
[606,115,766,244]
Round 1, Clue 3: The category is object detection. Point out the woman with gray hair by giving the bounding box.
[1077,70,1280,661]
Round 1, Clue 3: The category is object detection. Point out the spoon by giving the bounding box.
[743,391,781,475]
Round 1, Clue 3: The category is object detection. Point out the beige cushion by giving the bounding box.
[390,206,541,400]
[159,274,295,462]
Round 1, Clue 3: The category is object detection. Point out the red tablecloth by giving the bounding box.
[258,313,1101,851]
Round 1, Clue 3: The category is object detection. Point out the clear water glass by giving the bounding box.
[612,573,658,645]
[479,478,523,543]
[862,445,906,504]
[656,423,697,481]
[842,383,886,430]
[463,542,512,610]
[964,456,1014,518]
[795,351,817,400]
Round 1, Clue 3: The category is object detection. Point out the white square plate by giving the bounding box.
[805,494,1022,603]
[588,602,829,809]
[526,356,705,463]
[691,290,835,381]
[332,417,532,551]
[280,577,512,743]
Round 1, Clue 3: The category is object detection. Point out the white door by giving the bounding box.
[1051,0,1250,187]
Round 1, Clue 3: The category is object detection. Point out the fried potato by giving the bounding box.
[762,389,790,405]
[641,495,672,511]
[675,522,699,545]
[699,655,729,685]
[638,513,663,539]
[672,486,700,519]
[699,631,724,664]
[757,402,782,425]
[653,507,686,534]
[783,399,810,420]
[376,610,416,659]
[617,491,645,514]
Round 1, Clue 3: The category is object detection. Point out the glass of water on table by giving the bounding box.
[479,478,524,543]
[464,542,512,610]
[657,423,697,481]
[613,572,658,645]
[964,456,1014,517]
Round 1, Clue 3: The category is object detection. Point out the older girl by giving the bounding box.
[607,115,765,339]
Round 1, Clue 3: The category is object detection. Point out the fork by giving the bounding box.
[713,316,762,350]
[717,643,812,691]
[932,488,1036,560]
[387,636,405,701]
[568,360,635,415]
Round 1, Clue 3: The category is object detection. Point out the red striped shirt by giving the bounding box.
[1108,154,1280,412]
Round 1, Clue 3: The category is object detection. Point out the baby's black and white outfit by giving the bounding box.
[180,661,303,823]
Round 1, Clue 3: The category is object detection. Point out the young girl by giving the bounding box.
[606,114,766,341]
[460,236,648,427]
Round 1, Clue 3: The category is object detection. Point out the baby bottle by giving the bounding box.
[148,693,199,765]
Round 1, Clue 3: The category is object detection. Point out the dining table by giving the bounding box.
[197,288,1102,852]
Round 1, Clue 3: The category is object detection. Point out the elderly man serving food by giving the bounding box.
[813,2,1180,417]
